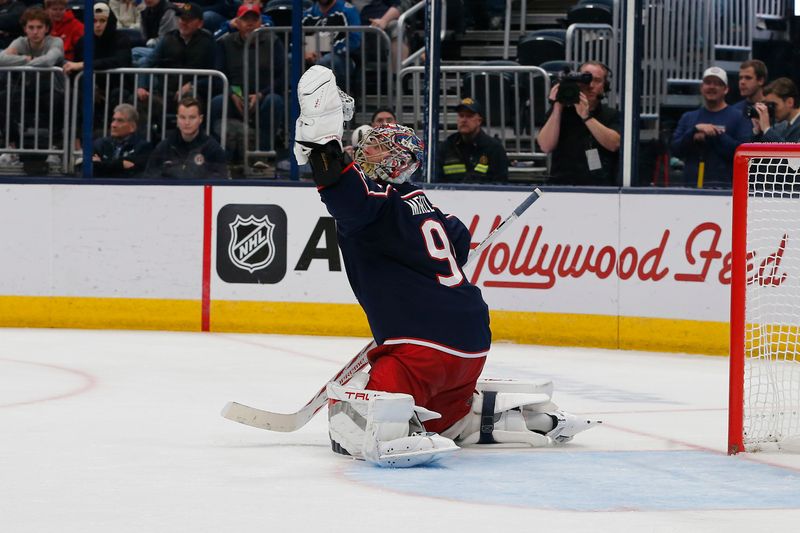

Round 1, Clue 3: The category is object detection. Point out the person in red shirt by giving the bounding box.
[45,0,84,61]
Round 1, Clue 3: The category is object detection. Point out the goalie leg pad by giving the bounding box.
[443,378,599,447]
[327,382,458,468]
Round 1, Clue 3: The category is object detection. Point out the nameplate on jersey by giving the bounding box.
[404,194,435,216]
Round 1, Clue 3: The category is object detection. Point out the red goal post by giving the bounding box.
[729,143,800,454]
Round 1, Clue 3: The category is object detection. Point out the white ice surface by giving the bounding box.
[2,328,800,533]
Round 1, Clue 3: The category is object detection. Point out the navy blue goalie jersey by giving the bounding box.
[318,163,491,357]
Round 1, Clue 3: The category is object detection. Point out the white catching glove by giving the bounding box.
[294,65,354,165]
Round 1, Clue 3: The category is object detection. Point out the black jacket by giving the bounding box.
[146,130,228,179]
[0,0,25,49]
[437,129,509,183]
[73,10,132,71]
[92,132,152,177]
[153,28,216,96]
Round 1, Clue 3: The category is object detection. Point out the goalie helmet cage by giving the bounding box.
[728,143,800,455]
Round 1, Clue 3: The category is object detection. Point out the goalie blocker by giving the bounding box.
[328,375,599,467]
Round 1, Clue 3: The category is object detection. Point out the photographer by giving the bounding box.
[670,67,752,188]
[751,78,800,142]
[536,61,620,186]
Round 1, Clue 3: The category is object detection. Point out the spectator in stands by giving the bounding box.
[302,0,360,85]
[0,0,25,50]
[344,107,397,158]
[670,66,752,188]
[437,97,509,183]
[65,3,133,136]
[752,77,800,143]
[110,0,145,31]
[146,96,227,178]
[44,0,83,61]
[211,4,284,157]
[0,7,65,168]
[133,0,177,67]
[537,61,620,186]
[731,59,768,112]
[137,3,215,106]
[213,0,272,38]
[64,4,132,75]
[370,107,396,127]
[0,7,62,67]
[88,103,152,177]
[174,0,230,33]
[354,0,407,70]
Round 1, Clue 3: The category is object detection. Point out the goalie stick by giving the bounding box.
[221,187,543,432]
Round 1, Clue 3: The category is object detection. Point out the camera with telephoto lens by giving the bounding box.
[556,71,594,105]
[744,101,776,120]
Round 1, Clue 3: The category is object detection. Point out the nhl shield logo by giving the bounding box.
[228,214,276,273]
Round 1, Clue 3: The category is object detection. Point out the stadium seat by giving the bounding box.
[265,0,312,27]
[517,30,566,67]
[462,61,519,129]
[578,0,615,8]
[566,4,613,26]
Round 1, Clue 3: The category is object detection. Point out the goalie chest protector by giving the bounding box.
[318,164,491,357]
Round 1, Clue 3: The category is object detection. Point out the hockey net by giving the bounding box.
[729,144,800,454]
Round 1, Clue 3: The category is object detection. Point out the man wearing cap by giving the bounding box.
[136,2,215,104]
[670,66,752,188]
[537,61,620,186]
[437,97,509,183]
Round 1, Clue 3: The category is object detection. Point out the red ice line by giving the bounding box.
[0,358,97,409]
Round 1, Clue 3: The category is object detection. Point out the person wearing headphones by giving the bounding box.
[536,61,620,186]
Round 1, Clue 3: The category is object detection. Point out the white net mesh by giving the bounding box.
[744,156,800,450]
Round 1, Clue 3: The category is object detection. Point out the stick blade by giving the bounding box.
[221,401,314,432]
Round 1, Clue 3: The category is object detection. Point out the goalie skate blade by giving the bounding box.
[221,401,314,432]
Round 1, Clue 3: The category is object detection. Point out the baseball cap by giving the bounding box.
[93,2,110,17]
[454,97,483,116]
[702,66,728,86]
[175,2,203,20]
[236,4,261,18]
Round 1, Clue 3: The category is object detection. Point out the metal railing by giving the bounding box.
[395,0,447,110]
[69,68,229,172]
[398,64,550,182]
[502,0,528,60]
[241,25,393,169]
[714,0,754,53]
[396,0,447,74]
[662,0,715,85]
[565,23,618,108]
[755,0,788,19]
[0,67,70,173]
[640,1,664,124]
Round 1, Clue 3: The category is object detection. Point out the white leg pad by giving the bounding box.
[327,382,458,468]
[477,378,554,399]
[443,378,600,446]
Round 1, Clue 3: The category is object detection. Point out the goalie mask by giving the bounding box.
[354,124,425,184]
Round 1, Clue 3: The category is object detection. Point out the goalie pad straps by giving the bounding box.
[478,391,498,444]
[298,140,352,188]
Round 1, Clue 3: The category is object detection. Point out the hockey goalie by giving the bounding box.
[294,66,599,468]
